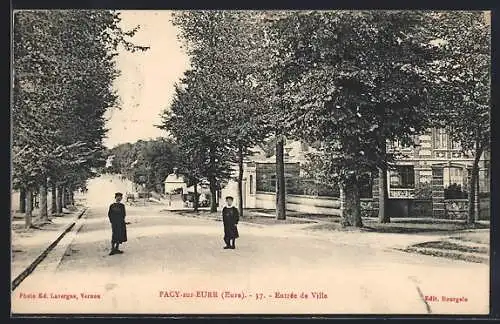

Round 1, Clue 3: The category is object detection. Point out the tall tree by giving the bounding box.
[159,78,213,212]
[209,12,270,218]
[281,11,437,226]
[249,11,311,220]
[170,12,248,212]
[13,11,66,225]
[13,10,147,227]
[425,11,490,224]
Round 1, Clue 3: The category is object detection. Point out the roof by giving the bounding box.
[164,173,185,183]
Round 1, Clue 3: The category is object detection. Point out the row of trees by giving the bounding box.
[12,10,147,228]
[105,138,179,192]
[160,11,489,226]
[160,12,268,215]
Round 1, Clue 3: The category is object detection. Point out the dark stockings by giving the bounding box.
[223,238,236,249]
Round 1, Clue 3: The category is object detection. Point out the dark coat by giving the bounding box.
[108,202,127,244]
[222,206,239,240]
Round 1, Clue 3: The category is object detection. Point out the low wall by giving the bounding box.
[252,191,490,220]
[254,192,276,210]
[255,192,344,216]
[288,194,341,216]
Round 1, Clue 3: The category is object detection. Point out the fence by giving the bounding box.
[252,191,490,221]
[254,192,376,217]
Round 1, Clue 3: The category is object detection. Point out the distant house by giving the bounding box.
[105,155,114,168]
[163,168,187,195]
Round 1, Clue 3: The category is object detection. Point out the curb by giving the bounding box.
[11,207,88,291]
[180,213,267,228]
[169,210,316,229]
[400,246,489,264]
[42,211,90,274]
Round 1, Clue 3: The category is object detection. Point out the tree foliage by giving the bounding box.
[425,11,490,223]
[163,11,271,213]
[12,10,147,225]
[244,11,437,226]
[106,138,179,193]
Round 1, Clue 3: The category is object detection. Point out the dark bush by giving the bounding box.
[444,183,468,199]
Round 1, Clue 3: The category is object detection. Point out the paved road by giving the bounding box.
[11,175,489,315]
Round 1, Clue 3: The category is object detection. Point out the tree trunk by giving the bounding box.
[341,176,363,227]
[276,136,286,220]
[70,190,75,206]
[378,164,390,223]
[62,187,68,209]
[56,185,63,214]
[66,186,73,205]
[467,149,482,225]
[237,145,244,218]
[467,146,483,225]
[50,181,57,215]
[209,177,217,213]
[39,180,48,221]
[467,171,476,225]
[208,147,218,213]
[25,188,33,229]
[193,181,199,212]
[30,192,35,211]
[475,169,480,222]
[19,189,26,213]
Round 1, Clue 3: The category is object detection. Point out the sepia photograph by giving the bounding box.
[10,9,491,315]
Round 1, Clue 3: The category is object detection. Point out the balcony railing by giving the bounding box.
[389,188,415,199]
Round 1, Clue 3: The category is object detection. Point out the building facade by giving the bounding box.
[385,128,489,199]
[222,128,490,219]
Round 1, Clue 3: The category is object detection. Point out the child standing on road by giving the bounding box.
[222,196,239,249]
[108,192,127,255]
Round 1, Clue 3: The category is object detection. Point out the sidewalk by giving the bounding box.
[11,206,87,282]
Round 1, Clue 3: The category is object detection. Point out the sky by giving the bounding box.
[103,11,190,149]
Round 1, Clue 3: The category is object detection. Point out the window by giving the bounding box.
[391,139,413,150]
[451,139,461,150]
[444,167,464,188]
[434,128,447,149]
[256,174,275,193]
[389,166,415,189]
[255,163,301,193]
[249,175,254,194]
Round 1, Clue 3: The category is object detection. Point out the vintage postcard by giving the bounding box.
[11,10,491,315]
